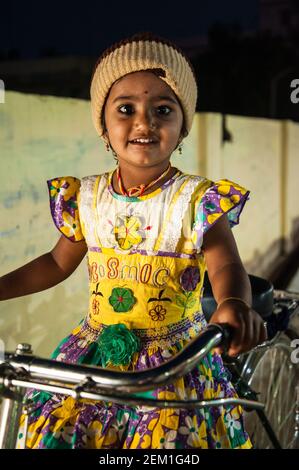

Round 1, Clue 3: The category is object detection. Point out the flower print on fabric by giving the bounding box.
[97,323,140,367]
[175,267,200,318]
[91,283,104,317]
[178,416,207,448]
[158,430,177,449]
[147,289,172,322]
[109,287,136,312]
[47,176,84,242]
[223,408,248,448]
[61,211,82,240]
[51,424,74,445]
[149,305,167,322]
[191,179,250,251]
[110,411,130,441]
[49,178,79,201]
[92,298,100,316]
[180,267,200,291]
[175,292,197,319]
[110,210,152,251]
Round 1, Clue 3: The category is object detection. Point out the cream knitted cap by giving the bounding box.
[90,32,198,139]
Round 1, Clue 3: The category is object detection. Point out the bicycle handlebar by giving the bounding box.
[0,322,266,424]
[1,323,232,394]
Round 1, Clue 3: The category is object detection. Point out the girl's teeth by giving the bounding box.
[132,139,154,143]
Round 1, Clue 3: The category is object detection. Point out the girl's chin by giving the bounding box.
[119,156,165,167]
[128,142,160,149]
[121,149,163,161]
[127,146,160,155]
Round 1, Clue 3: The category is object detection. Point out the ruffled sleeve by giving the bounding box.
[191,178,250,250]
[47,176,85,243]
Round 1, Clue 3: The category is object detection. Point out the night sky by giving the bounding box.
[1,0,258,59]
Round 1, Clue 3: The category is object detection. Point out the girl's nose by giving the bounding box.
[134,110,156,130]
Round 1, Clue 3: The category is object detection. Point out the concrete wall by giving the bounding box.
[0,91,298,357]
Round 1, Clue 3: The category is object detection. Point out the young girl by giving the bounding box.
[0,32,266,449]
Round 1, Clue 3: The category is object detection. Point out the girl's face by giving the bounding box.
[103,70,184,168]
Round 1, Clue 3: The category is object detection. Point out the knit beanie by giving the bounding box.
[90,32,198,139]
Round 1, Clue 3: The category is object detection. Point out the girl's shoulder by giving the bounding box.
[80,172,110,185]
[190,175,251,245]
[47,171,249,202]
[79,173,107,191]
[176,170,250,199]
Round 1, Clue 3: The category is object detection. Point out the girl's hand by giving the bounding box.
[209,300,267,356]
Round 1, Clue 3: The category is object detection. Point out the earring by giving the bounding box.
[112,149,119,164]
[178,143,183,155]
[104,138,118,163]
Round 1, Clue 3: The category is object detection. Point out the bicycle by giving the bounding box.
[0,274,298,449]
[202,274,299,449]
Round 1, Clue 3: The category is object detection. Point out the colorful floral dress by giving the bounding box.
[16,167,252,449]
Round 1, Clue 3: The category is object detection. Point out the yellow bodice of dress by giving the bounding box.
[86,248,206,330]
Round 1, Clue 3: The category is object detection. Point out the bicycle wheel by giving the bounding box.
[241,328,299,449]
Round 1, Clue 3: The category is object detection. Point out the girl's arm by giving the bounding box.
[202,214,266,356]
[0,235,88,301]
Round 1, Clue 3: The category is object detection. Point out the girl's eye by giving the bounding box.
[157,105,171,115]
[117,104,172,116]
[118,104,133,114]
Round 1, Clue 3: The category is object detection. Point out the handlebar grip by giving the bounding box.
[216,323,234,352]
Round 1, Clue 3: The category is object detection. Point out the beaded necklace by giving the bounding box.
[116,163,172,197]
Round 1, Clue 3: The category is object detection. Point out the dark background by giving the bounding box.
[1,0,299,121]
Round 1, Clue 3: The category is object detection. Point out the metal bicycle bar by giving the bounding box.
[274,289,299,301]
[0,367,265,410]
[0,323,265,449]
[1,324,228,393]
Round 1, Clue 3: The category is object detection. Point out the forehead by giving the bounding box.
[108,70,178,100]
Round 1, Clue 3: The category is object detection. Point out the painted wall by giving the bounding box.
[0,92,298,357]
